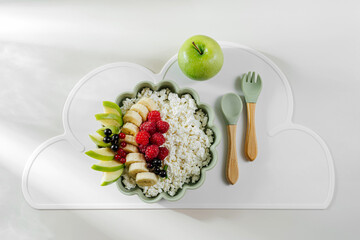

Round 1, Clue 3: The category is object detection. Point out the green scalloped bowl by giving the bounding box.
[115,80,221,203]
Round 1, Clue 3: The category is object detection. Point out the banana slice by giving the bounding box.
[121,122,139,136]
[137,97,158,112]
[130,103,149,121]
[125,153,145,166]
[136,172,158,187]
[128,162,149,178]
[120,134,138,146]
[123,110,142,127]
[123,144,139,153]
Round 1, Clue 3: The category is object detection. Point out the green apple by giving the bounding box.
[91,160,124,172]
[178,35,224,81]
[95,113,123,128]
[85,148,115,161]
[100,168,124,186]
[96,126,120,137]
[89,134,111,148]
[103,101,122,116]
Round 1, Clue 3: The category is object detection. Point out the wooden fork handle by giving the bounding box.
[245,103,258,161]
[226,125,239,184]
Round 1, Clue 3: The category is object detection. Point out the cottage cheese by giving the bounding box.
[120,88,214,197]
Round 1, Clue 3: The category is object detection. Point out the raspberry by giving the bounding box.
[158,147,169,160]
[156,120,169,133]
[150,133,165,146]
[140,121,156,134]
[138,144,147,153]
[135,131,150,145]
[147,110,161,122]
[117,148,127,158]
[145,145,159,160]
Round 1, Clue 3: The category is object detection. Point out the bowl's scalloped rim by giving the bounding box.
[115,80,221,203]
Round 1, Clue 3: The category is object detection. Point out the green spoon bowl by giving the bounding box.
[221,93,243,125]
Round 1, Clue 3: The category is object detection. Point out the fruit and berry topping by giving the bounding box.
[122,122,139,136]
[111,138,119,145]
[87,98,172,188]
[104,128,112,136]
[119,132,126,139]
[135,131,150,145]
[125,153,146,165]
[122,144,139,153]
[87,101,127,187]
[150,132,165,146]
[139,121,156,134]
[153,166,161,175]
[123,110,142,127]
[159,170,167,178]
[111,133,119,145]
[112,134,119,141]
[110,144,119,152]
[117,148,127,158]
[136,172,158,187]
[147,110,161,122]
[120,134,138,147]
[160,165,168,178]
[156,120,169,133]
[137,97,158,112]
[138,144,147,153]
[103,136,111,143]
[147,159,167,177]
[145,145,159,160]
[114,154,121,161]
[157,147,169,160]
[130,103,149,121]
[152,159,162,167]
[128,162,149,177]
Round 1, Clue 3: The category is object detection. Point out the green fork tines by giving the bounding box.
[240,72,262,103]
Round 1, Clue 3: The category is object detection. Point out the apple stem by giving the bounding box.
[192,42,203,55]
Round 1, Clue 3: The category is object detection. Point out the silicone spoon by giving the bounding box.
[240,72,262,161]
[221,93,243,184]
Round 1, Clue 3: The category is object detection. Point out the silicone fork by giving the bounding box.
[221,93,243,184]
[240,72,262,161]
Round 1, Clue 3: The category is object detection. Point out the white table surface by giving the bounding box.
[1,0,359,239]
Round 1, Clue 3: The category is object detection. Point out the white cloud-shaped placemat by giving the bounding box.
[22,43,334,209]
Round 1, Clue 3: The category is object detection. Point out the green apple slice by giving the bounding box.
[85,148,115,161]
[96,126,120,137]
[103,101,122,116]
[101,168,124,186]
[91,160,124,172]
[95,113,123,127]
[89,134,111,147]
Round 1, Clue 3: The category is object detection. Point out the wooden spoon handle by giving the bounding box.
[245,102,258,161]
[226,125,239,184]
